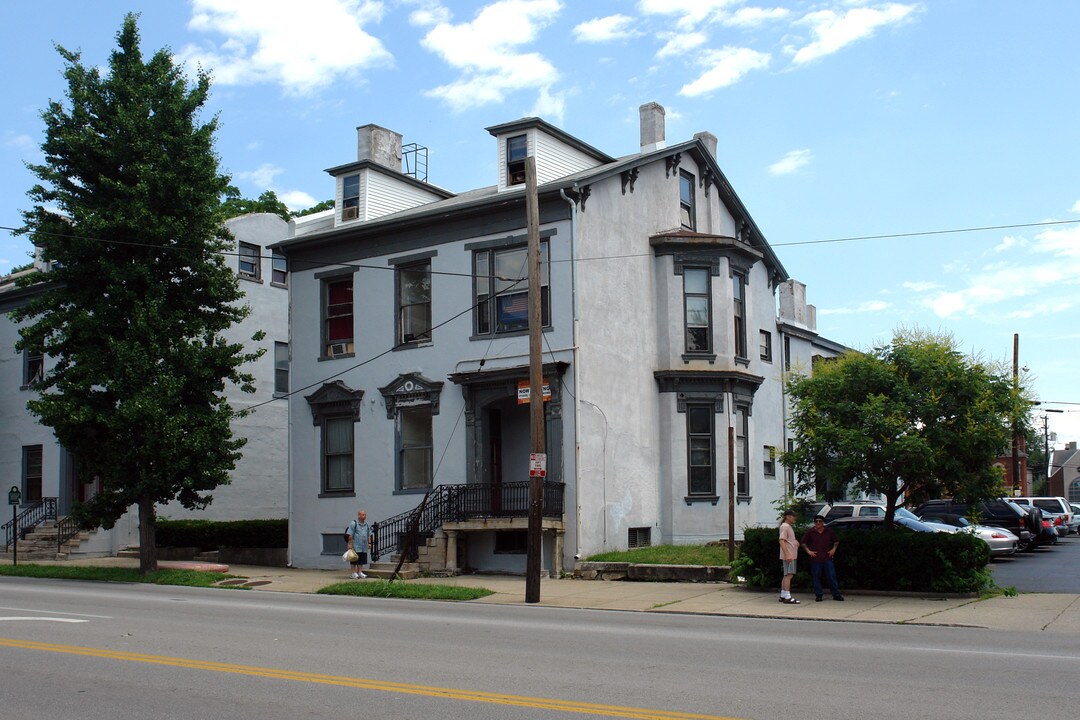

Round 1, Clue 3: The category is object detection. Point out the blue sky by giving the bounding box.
[2,0,1078,450]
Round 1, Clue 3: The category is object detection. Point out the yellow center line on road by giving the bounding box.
[0,637,745,720]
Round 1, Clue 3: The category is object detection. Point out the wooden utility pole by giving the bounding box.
[1012,333,1021,496]
[525,156,545,604]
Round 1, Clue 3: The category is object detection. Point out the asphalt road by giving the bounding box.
[1,576,1078,720]
[990,533,1080,593]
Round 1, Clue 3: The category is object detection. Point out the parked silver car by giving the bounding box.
[918,512,1018,557]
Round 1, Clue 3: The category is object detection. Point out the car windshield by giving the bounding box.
[1002,499,1027,515]
[896,516,938,532]
[894,507,920,522]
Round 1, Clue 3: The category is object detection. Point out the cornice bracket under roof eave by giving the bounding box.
[564,184,591,212]
[665,152,682,178]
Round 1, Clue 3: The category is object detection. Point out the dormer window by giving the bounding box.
[342,174,360,221]
[507,135,527,186]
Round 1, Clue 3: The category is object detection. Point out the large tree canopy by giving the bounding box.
[781,330,1030,525]
[12,14,260,573]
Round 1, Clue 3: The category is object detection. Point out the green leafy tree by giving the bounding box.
[12,14,261,573]
[291,199,335,217]
[1025,424,1048,495]
[220,187,291,221]
[781,330,1029,526]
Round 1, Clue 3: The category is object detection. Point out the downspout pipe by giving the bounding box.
[559,187,582,561]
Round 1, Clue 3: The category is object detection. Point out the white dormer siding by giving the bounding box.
[534,132,599,186]
[332,166,448,226]
[489,118,614,192]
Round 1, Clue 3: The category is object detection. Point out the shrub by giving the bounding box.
[735,525,990,593]
[156,519,288,549]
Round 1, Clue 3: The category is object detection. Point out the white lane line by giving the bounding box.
[0,605,111,619]
[0,617,89,623]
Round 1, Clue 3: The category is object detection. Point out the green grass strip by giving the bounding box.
[317,579,493,601]
[0,563,245,588]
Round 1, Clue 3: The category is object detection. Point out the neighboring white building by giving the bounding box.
[276,104,846,574]
[1,213,290,556]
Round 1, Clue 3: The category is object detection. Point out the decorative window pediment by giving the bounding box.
[305,381,364,426]
[379,372,444,419]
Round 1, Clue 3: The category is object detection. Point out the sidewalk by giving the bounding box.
[39,556,1080,634]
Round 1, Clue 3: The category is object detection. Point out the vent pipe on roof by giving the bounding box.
[639,102,666,153]
[357,124,403,172]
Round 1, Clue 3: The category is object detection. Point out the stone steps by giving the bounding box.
[365,560,421,580]
[3,519,93,561]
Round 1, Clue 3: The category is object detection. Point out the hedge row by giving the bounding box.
[156,519,288,549]
[731,525,991,593]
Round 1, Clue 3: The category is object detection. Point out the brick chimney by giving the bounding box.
[639,102,666,153]
[357,124,403,171]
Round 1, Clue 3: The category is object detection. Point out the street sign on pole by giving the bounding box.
[8,486,20,567]
[529,453,547,478]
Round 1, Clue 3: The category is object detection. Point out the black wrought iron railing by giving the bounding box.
[372,481,565,563]
[55,515,85,554]
[2,497,57,549]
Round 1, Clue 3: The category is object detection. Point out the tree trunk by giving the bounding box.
[138,496,158,575]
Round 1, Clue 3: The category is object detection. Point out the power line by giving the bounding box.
[243,277,527,412]
[3,217,1078,275]
[772,219,1080,247]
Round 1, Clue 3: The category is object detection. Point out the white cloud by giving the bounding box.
[787,3,920,66]
[902,280,938,293]
[409,3,452,26]
[1005,297,1077,320]
[768,148,813,175]
[279,190,318,211]
[573,14,640,43]
[993,235,1024,252]
[921,225,1080,319]
[679,47,770,96]
[638,0,740,31]
[179,0,392,95]
[656,31,707,59]
[5,133,35,152]
[726,6,791,27]
[1070,200,1080,214]
[529,86,567,124]
[236,163,283,189]
[819,300,890,315]
[1033,224,1080,258]
[421,0,563,111]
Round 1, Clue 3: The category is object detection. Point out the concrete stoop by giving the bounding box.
[365,561,421,580]
[364,529,455,579]
[3,520,94,561]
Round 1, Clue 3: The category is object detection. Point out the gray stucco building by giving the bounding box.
[277,103,846,573]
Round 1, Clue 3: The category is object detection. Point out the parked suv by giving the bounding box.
[1012,497,1073,536]
[912,499,1039,550]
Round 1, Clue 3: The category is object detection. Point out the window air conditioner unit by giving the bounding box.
[342,206,359,221]
[329,343,349,357]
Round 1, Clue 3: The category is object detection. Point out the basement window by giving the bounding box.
[494,530,528,554]
[628,527,652,549]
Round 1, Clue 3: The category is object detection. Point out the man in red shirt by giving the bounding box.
[801,516,844,602]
